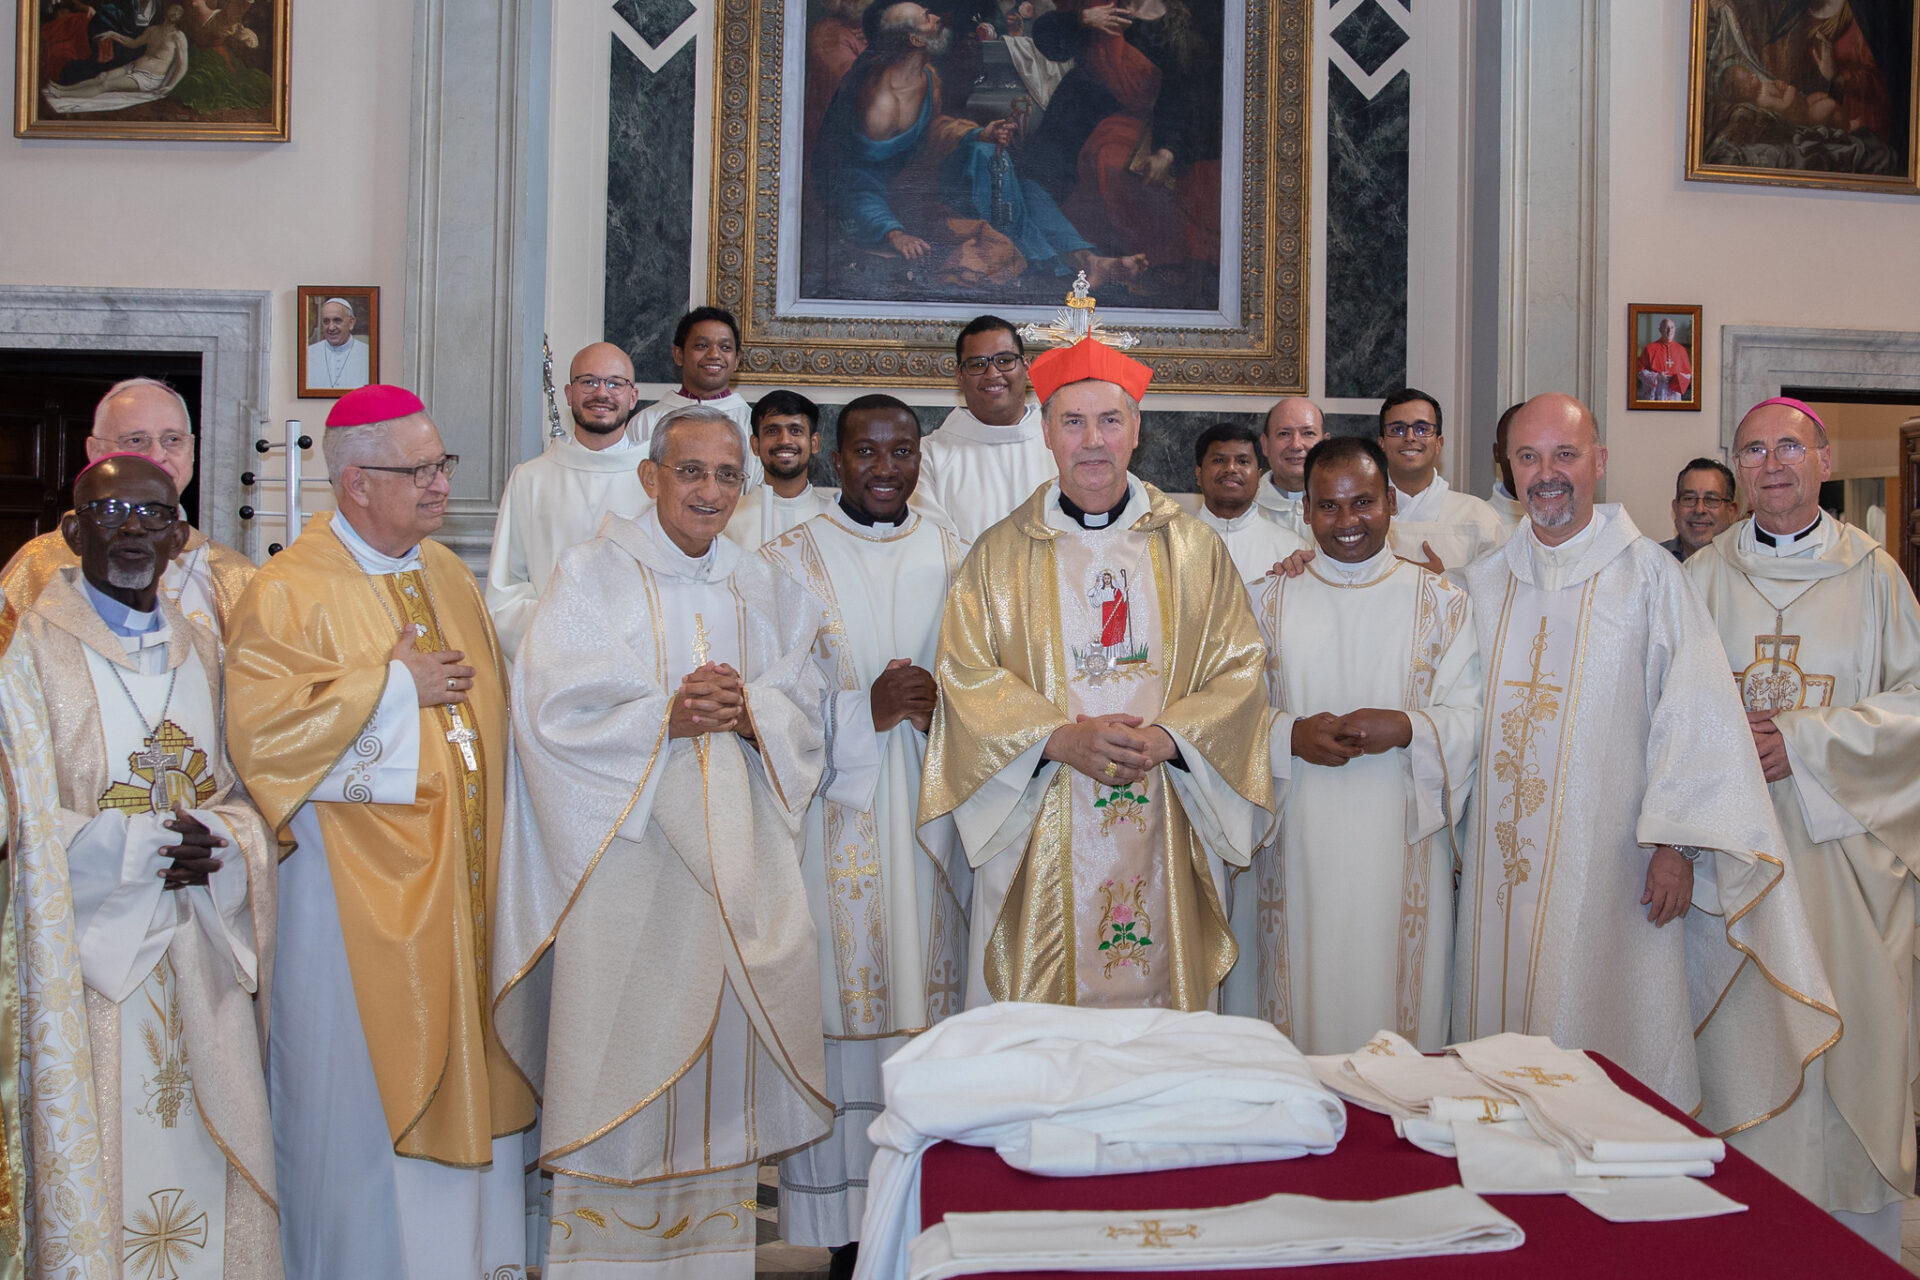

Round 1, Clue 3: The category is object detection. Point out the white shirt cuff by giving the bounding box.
[310,660,421,805]
[823,687,884,811]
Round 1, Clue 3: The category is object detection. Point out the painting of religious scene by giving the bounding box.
[794,0,1231,311]
[16,0,290,141]
[1688,0,1918,194]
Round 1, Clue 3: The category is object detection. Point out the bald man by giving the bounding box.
[1451,393,1837,1153]
[1252,396,1324,535]
[0,377,254,652]
[485,341,650,658]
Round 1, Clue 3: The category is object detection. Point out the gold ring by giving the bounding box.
[1103,761,1118,779]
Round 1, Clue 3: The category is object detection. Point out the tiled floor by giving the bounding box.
[1902,1195,1920,1276]
[755,1163,833,1278]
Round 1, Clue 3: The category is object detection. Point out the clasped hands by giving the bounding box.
[159,799,226,891]
[1045,713,1177,784]
[1746,708,1793,782]
[1289,708,1412,766]
[670,662,757,745]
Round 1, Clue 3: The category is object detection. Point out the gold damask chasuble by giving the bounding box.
[921,483,1271,1010]
[224,513,532,1165]
[0,524,254,652]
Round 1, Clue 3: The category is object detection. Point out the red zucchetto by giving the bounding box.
[1026,337,1153,404]
[325,384,427,428]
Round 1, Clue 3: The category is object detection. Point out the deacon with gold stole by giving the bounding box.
[1688,397,1920,1256]
[919,303,1272,1012]
[496,405,831,1279]
[1452,393,1839,1142]
[2,454,278,1279]
[223,386,533,1280]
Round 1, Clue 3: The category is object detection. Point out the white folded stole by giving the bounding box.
[906,1186,1525,1280]
[1451,1033,1725,1167]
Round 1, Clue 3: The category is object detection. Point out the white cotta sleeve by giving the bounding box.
[67,808,181,1004]
[308,660,421,804]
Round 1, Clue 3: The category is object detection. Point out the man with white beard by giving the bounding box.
[1452,392,1838,1145]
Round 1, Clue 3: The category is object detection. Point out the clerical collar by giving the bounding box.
[641,508,720,580]
[1753,513,1821,551]
[836,497,903,531]
[1058,488,1131,529]
[675,387,734,403]
[1267,476,1304,503]
[330,511,424,575]
[1316,542,1396,584]
[83,578,164,639]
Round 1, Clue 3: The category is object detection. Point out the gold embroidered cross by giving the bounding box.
[692,612,712,667]
[830,841,881,900]
[1502,1066,1576,1088]
[125,1188,208,1280]
[1501,617,1564,707]
[1462,1095,1509,1123]
[844,965,884,1024]
[1361,1036,1391,1056]
[1104,1220,1200,1249]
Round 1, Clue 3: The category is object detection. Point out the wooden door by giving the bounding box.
[0,375,93,564]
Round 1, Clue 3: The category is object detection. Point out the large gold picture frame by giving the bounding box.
[1686,0,1918,196]
[708,0,1312,393]
[16,0,290,142]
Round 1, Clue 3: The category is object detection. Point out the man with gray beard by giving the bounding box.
[1450,393,1838,1148]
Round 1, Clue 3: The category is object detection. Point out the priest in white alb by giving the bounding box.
[912,316,1056,542]
[497,404,832,1278]
[4,454,278,1278]
[724,389,836,547]
[1452,392,1839,1143]
[626,307,753,448]
[225,386,534,1280]
[485,341,648,659]
[1250,397,1324,537]
[1225,437,1481,1052]
[1377,389,1508,575]
[759,393,972,1258]
[1687,397,1920,1255]
[1190,422,1306,588]
[920,320,1272,1012]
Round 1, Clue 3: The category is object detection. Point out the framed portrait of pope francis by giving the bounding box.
[1627,303,1702,412]
[296,285,381,399]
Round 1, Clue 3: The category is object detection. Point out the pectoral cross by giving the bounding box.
[444,707,478,772]
[134,738,184,810]
[1502,1066,1577,1088]
[1103,1220,1200,1249]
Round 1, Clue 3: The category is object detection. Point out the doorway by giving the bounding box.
[1783,386,1920,598]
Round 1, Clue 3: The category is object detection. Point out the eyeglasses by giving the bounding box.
[1676,492,1733,509]
[665,462,748,491]
[1735,440,1809,468]
[958,352,1025,376]
[358,455,460,487]
[571,375,635,394]
[1383,421,1438,440]
[77,498,177,531]
[93,431,192,454]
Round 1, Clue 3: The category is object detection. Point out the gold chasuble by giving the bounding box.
[0,524,254,652]
[223,512,532,1164]
[921,479,1272,1010]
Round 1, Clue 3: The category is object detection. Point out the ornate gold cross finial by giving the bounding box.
[1017,273,1140,351]
[1501,1066,1577,1088]
[1103,1220,1200,1249]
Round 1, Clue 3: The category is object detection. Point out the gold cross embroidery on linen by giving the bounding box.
[1501,1066,1576,1087]
[1104,1219,1200,1249]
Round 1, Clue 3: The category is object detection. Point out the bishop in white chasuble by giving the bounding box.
[921,342,1271,1013]
[1228,438,1482,1052]
[1685,398,1920,1234]
[4,453,278,1280]
[224,389,533,1280]
[497,408,830,1279]
[1453,396,1837,1142]
[758,397,972,1248]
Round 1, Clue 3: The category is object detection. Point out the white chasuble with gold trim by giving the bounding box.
[498,510,831,1277]
[1233,551,1481,1053]
[6,571,280,1280]
[1454,508,1838,1139]
[1688,519,1920,1214]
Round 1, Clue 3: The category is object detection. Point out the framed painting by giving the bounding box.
[15,0,290,141]
[1687,0,1918,195]
[296,285,380,399]
[1627,303,1703,412]
[709,0,1312,393]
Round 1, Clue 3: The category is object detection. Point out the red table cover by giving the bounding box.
[916,1054,1904,1278]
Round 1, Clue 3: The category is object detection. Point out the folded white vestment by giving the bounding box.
[906,1185,1525,1278]
[852,1004,1347,1280]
